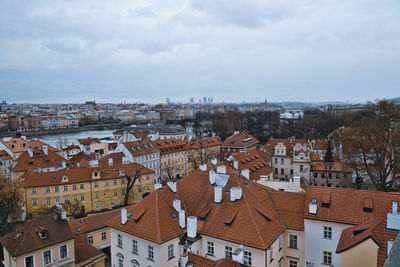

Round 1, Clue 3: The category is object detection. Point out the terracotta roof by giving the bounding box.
[0,138,57,154]
[98,152,125,166]
[74,233,105,265]
[221,133,259,148]
[269,191,305,231]
[304,186,400,225]
[153,138,187,155]
[22,162,154,188]
[78,138,100,146]
[0,210,74,257]
[108,168,286,249]
[310,151,322,161]
[336,217,397,267]
[0,150,12,160]
[123,139,160,157]
[311,162,353,173]
[188,253,246,267]
[313,140,328,150]
[187,136,222,150]
[67,151,101,167]
[231,148,273,180]
[11,149,66,172]
[69,208,122,234]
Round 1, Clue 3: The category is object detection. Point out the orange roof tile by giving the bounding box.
[311,162,353,173]
[69,208,122,234]
[78,137,100,146]
[123,139,160,157]
[11,149,66,172]
[154,138,187,155]
[222,133,259,148]
[0,138,56,154]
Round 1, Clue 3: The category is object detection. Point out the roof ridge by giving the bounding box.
[239,181,267,248]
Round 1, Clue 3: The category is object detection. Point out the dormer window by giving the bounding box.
[37,228,48,239]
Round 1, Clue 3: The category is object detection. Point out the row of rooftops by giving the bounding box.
[105,160,400,262]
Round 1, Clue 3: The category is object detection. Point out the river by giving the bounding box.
[37,129,115,148]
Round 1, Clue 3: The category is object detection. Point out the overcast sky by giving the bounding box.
[0,0,399,104]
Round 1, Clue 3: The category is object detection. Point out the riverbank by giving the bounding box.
[0,123,125,138]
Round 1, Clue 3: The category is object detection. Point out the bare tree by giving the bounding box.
[0,180,24,235]
[62,200,82,217]
[341,101,400,191]
[161,164,177,184]
[124,169,141,206]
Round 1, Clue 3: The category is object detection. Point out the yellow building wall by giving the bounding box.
[12,239,75,267]
[340,238,379,267]
[161,150,190,180]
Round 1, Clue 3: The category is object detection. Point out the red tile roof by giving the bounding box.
[74,233,106,265]
[22,163,154,188]
[187,136,222,149]
[0,150,12,160]
[69,208,122,234]
[222,133,259,148]
[231,148,273,180]
[304,186,400,225]
[0,209,74,257]
[311,162,353,173]
[264,138,309,158]
[98,152,125,166]
[123,139,160,157]
[78,138,100,146]
[188,253,246,267]
[0,138,56,154]
[11,149,66,172]
[153,138,187,155]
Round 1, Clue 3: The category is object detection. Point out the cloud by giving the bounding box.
[0,0,399,103]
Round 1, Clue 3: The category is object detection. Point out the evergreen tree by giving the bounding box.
[324,140,333,162]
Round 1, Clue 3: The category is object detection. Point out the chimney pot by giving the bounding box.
[179,209,185,228]
[199,164,207,171]
[211,158,217,165]
[214,186,222,203]
[173,199,181,212]
[217,166,226,174]
[187,216,197,238]
[167,181,177,193]
[121,208,128,224]
[241,169,250,179]
[233,160,239,170]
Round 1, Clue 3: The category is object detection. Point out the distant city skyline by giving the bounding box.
[1,0,400,104]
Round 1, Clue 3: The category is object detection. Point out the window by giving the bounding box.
[80,184,84,189]
[225,246,232,259]
[32,188,37,194]
[95,192,99,199]
[32,199,37,206]
[121,179,125,184]
[46,198,51,205]
[117,234,123,248]
[101,232,107,240]
[114,190,118,197]
[147,245,154,260]
[59,244,68,260]
[281,158,284,164]
[88,236,93,244]
[96,203,100,209]
[323,251,332,265]
[281,169,284,175]
[55,198,60,204]
[168,244,174,259]
[289,235,298,249]
[73,195,78,202]
[43,250,52,265]
[80,195,85,201]
[300,165,304,172]
[207,241,215,256]
[94,182,98,188]
[111,201,115,207]
[55,186,59,192]
[64,196,69,203]
[118,259,123,267]
[289,259,298,267]
[45,187,50,193]
[324,226,332,239]
[122,189,125,195]
[113,180,117,185]
[132,239,138,254]
[64,185,68,191]
[275,158,278,164]
[244,251,252,265]
[25,255,34,267]
[72,184,77,190]
[105,181,109,187]
[275,168,278,174]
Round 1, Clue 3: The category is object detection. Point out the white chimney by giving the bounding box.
[28,146,33,158]
[230,187,242,202]
[154,183,162,190]
[211,158,217,165]
[37,166,42,173]
[77,162,80,167]
[241,169,250,179]
[122,156,130,164]
[62,161,66,169]
[42,144,48,156]
[179,254,189,267]
[309,199,317,215]
[121,208,128,224]
[167,181,177,193]
[233,160,239,170]
[179,209,185,228]
[108,158,113,166]
[187,216,197,238]
[234,131,239,135]
[173,199,181,212]
[387,201,400,231]
[214,186,222,203]
[217,166,226,174]
[209,171,216,185]
[89,160,99,167]
[233,245,245,264]
[61,210,66,220]
[199,164,207,171]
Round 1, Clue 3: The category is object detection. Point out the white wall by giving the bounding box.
[305,219,350,267]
